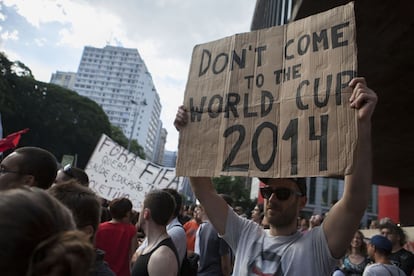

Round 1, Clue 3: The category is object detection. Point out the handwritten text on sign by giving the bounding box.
[86,134,183,210]
[176,3,358,178]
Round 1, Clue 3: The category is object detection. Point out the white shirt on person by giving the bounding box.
[363,263,407,276]
[221,207,337,275]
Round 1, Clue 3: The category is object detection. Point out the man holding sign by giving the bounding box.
[175,3,378,274]
[175,77,377,275]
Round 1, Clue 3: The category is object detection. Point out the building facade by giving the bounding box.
[50,71,77,90]
[71,45,163,161]
[162,150,177,168]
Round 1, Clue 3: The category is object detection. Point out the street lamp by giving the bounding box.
[127,98,147,152]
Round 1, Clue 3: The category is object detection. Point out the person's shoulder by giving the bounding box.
[151,244,178,267]
[393,248,414,259]
[97,221,112,230]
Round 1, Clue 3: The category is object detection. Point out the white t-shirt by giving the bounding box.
[222,207,337,275]
[363,263,407,276]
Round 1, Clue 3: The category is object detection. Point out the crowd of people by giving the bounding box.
[0,77,413,275]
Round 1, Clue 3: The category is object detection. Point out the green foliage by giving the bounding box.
[109,125,145,159]
[212,176,254,215]
[0,52,110,168]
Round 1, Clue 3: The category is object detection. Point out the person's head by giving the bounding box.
[0,187,94,276]
[369,219,379,229]
[193,205,202,224]
[367,235,392,260]
[348,230,367,255]
[0,146,58,190]
[298,217,309,231]
[379,217,394,225]
[379,222,406,247]
[234,206,245,216]
[109,197,133,220]
[162,188,182,219]
[251,203,264,224]
[187,204,197,218]
[259,178,307,228]
[48,180,101,242]
[55,164,90,186]
[310,214,324,227]
[138,190,175,231]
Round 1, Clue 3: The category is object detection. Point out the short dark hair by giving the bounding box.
[14,147,58,189]
[48,180,101,234]
[144,190,175,226]
[60,165,90,186]
[259,177,307,196]
[162,188,182,218]
[0,187,77,275]
[109,198,133,220]
[379,222,407,246]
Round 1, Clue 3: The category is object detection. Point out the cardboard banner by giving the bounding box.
[86,134,184,210]
[176,2,357,178]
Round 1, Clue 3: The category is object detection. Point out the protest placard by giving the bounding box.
[176,2,357,178]
[86,134,184,210]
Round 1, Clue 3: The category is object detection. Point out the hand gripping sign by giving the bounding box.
[176,2,358,178]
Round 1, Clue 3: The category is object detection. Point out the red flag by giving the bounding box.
[0,128,29,152]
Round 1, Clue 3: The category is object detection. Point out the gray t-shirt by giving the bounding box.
[222,207,337,275]
[195,221,231,275]
[363,263,407,276]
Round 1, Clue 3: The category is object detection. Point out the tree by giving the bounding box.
[0,52,147,167]
[212,176,254,215]
[110,125,145,159]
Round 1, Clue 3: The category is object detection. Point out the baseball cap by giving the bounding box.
[259,177,307,196]
[370,235,392,253]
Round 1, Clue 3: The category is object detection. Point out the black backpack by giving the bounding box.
[170,223,199,276]
[179,252,199,276]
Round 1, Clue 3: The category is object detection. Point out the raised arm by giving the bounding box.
[323,77,378,258]
[189,177,229,235]
[174,106,229,235]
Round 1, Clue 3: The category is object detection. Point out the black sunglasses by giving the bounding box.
[0,167,25,175]
[260,187,302,201]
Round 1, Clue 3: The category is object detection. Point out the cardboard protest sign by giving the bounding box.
[176,2,357,178]
[86,134,184,210]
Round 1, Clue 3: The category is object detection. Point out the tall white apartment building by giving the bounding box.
[72,45,163,160]
[50,71,77,90]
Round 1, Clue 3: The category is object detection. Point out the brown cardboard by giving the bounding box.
[176,2,357,178]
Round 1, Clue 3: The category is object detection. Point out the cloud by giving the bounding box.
[3,0,69,27]
[34,37,47,47]
[1,29,19,41]
[1,0,256,151]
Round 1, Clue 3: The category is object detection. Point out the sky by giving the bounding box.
[0,0,256,151]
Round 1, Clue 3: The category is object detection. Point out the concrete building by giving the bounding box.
[162,150,177,168]
[71,45,163,161]
[50,71,77,90]
[152,127,167,165]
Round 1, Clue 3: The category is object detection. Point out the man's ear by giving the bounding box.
[23,175,36,186]
[143,208,151,220]
[79,225,95,239]
[299,196,307,209]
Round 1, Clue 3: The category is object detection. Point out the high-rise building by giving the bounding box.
[152,127,167,165]
[162,150,177,168]
[50,71,77,90]
[71,45,163,160]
